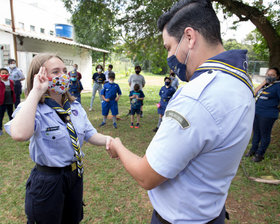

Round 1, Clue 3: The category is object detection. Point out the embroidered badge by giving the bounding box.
[72,109,78,116]
[165,110,190,129]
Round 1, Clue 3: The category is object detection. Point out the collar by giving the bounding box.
[191,50,253,95]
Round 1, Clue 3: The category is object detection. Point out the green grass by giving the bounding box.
[0,73,279,223]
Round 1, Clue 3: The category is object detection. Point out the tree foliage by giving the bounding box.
[63,0,280,72]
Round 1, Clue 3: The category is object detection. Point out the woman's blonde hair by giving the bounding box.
[26,53,75,103]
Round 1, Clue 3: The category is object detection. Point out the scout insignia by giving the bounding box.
[165,110,190,129]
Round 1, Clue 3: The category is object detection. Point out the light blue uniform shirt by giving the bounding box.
[5,101,97,167]
[6,67,24,81]
[146,50,255,223]
[170,76,179,89]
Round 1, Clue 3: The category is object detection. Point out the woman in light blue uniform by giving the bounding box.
[5,53,112,224]
[246,67,280,162]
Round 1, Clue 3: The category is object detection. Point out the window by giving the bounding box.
[49,30,54,35]
[30,25,35,32]
[5,18,11,26]
[18,22,24,29]
[40,28,45,34]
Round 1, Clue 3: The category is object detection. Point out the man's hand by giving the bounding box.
[105,136,118,158]
[108,137,123,158]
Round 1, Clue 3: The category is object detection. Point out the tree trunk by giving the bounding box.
[213,0,280,69]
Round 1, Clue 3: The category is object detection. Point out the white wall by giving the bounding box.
[0,0,72,38]
[0,30,15,60]
[16,37,93,91]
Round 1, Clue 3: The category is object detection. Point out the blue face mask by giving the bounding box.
[265,76,276,84]
[167,36,190,82]
[71,77,77,81]
[165,81,171,86]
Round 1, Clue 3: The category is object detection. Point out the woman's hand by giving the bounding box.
[32,67,49,96]
[108,137,123,158]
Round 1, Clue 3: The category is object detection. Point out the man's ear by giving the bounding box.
[183,27,196,49]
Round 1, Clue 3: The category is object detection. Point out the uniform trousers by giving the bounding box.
[14,81,22,108]
[25,166,83,224]
[0,104,13,130]
[250,114,277,156]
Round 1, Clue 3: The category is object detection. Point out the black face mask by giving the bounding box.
[170,72,175,76]
[135,71,140,74]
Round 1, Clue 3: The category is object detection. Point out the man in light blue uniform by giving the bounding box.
[169,70,179,90]
[109,0,255,223]
[6,59,25,108]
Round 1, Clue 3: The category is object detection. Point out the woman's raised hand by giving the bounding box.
[33,67,49,96]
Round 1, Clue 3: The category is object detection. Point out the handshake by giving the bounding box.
[105,136,123,159]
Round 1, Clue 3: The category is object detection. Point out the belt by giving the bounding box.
[36,162,77,174]
[155,208,228,224]
[155,210,171,224]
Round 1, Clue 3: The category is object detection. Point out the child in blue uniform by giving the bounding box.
[4,53,113,224]
[99,72,122,129]
[153,77,176,132]
[129,84,145,128]
[69,71,83,103]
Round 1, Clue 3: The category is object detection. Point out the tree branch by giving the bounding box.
[212,0,280,49]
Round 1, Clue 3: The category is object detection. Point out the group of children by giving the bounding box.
[96,65,176,130]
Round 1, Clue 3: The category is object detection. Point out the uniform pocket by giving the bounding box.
[41,130,66,147]
[41,130,73,158]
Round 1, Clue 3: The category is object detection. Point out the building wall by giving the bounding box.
[0,31,15,64]
[15,37,93,91]
[0,0,72,38]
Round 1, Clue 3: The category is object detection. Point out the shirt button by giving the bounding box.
[52,136,56,140]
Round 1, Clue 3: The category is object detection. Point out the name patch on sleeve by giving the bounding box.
[165,110,190,129]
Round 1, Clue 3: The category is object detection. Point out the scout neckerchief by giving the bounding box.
[44,95,83,177]
[255,80,280,101]
[195,59,254,95]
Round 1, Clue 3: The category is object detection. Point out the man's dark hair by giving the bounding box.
[108,71,115,80]
[164,76,171,82]
[157,0,222,45]
[108,64,113,69]
[135,65,142,71]
[95,64,103,71]
[0,68,9,73]
[8,59,16,64]
[134,84,140,91]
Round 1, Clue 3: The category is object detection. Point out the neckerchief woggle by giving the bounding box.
[44,95,83,177]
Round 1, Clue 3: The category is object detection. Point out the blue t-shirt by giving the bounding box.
[101,82,122,100]
[92,72,106,83]
[256,81,280,118]
[129,90,145,110]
